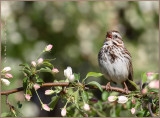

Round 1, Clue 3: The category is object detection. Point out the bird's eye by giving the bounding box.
[115,35,118,38]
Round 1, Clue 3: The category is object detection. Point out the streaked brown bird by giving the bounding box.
[98,30,136,93]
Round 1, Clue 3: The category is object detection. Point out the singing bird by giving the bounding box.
[98,30,137,93]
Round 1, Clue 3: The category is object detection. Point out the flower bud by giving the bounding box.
[45,44,53,51]
[68,74,75,82]
[148,80,159,89]
[33,84,40,90]
[2,67,11,72]
[37,58,43,65]
[42,104,50,111]
[83,103,90,111]
[25,94,31,101]
[5,73,13,78]
[52,68,59,74]
[118,96,128,104]
[1,79,10,86]
[31,61,36,67]
[108,96,117,102]
[64,67,72,78]
[45,90,54,95]
[132,100,135,104]
[141,88,148,94]
[131,108,135,114]
[61,108,67,116]
[147,72,155,80]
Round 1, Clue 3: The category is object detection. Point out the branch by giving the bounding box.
[1,82,131,95]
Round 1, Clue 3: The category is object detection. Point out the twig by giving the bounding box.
[1,82,131,95]
[148,103,154,117]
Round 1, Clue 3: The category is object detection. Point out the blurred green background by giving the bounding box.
[1,1,159,117]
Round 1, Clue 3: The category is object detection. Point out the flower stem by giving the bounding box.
[36,50,45,61]
[35,89,43,105]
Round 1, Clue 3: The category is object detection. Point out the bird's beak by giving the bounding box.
[106,31,112,41]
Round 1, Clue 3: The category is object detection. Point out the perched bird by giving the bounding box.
[98,30,136,93]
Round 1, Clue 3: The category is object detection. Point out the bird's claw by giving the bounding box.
[106,82,112,92]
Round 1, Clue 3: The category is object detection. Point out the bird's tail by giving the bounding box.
[125,79,138,91]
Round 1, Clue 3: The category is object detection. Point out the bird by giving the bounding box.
[98,30,137,94]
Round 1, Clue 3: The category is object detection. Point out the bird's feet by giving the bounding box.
[106,82,112,92]
[123,82,129,94]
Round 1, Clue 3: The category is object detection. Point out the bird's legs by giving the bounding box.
[106,82,112,92]
[123,81,129,94]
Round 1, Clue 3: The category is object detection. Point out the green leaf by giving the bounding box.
[141,72,147,84]
[39,67,51,73]
[23,69,32,77]
[74,90,79,109]
[48,96,59,110]
[23,77,28,90]
[86,72,103,78]
[127,79,138,90]
[19,63,30,68]
[74,73,80,81]
[148,89,159,93]
[87,81,103,92]
[42,62,53,68]
[136,111,145,117]
[102,91,109,101]
[82,91,89,103]
[37,78,44,83]
[43,58,56,62]
[26,90,32,96]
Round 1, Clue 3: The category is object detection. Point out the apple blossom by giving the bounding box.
[147,72,155,80]
[108,96,117,102]
[61,108,67,116]
[42,104,50,111]
[64,67,72,78]
[141,88,148,94]
[83,103,90,111]
[5,73,13,78]
[33,84,40,90]
[68,74,75,82]
[1,78,10,86]
[131,108,136,114]
[45,90,54,95]
[37,58,43,65]
[132,100,135,104]
[149,80,159,89]
[2,67,11,72]
[52,68,59,74]
[118,96,128,104]
[45,44,53,52]
[31,61,36,67]
[25,94,31,101]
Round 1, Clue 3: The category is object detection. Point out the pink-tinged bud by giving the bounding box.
[42,104,50,111]
[150,92,154,94]
[5,73,13,78]
[132,100,135,104]
[2,67,11,72]
[83,104,90,111]
[37,58,43,65]
[52,68,59,74]
[141,88,148,94]
[25,94,31,101]
[45,44,53,51]
[45,90,54,95]
[33,84,40,90]
[1,78,10,86]
[118,96,128,104]
[108,96,117,102]
[68,74,75,82]
[131,108,136,114]
[31,61,36,67]
[149,80,159,89]
[61,108,67,116]
[147,72,155,80]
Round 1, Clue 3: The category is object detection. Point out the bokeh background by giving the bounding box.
[1,1,159,117]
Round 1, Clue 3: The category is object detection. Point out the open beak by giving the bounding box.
[106,31,112,41]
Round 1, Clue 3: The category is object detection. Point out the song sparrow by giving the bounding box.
[98,30,136,93]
